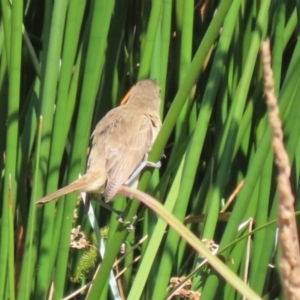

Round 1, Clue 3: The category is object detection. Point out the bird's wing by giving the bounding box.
[104,111,154,202]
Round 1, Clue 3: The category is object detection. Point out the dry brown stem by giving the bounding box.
[261,40,300,299]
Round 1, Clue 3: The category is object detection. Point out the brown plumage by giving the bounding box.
[37,79,161,204]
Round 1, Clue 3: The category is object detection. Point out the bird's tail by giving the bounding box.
[36,173,105,204]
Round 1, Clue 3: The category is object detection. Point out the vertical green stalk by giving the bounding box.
[147,0,234,164]
[201,0,270,240]
[0,0,11,64]
[128,158,185,300]
[138,0,163,79]
[43,0,86,278]
[1,0,297,298]
[17,114,42,300]
[159,0,172,112]
[53,0,116,298]
[0,0,22,298]
[87,0,165,298]
[0,23,8,178]
[8,175,15,300]
[47,47,84,284]
[190,0,244,289]
[203,33,300,299]
[34,0,69,296]
[272,0,285,95]
[175,0,193,141]
[149,1,194,296]
[284,9,297,45]
[122,1,236,248]
[249,152,272,293]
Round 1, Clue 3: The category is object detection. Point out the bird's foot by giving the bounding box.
[116,214,137,231]
[145,160,161,169]
[125,155,161,185]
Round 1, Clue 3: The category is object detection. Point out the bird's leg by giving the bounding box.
[125,154,161,185]
[99,200,123,215]
[90,194,134,226]
[91,200,136,229]
[90,194,123,215]
[87,194,138,227]
[119,154,161,229]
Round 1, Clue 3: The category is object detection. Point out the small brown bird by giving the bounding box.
[37,79,162,204]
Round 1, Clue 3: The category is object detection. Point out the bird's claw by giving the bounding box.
[125,155,161,185]
[116,214,137,231]
[146,160,161,169]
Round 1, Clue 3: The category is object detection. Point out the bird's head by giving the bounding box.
[124,79,161,111]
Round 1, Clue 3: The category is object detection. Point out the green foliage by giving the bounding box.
[0,0,300,299]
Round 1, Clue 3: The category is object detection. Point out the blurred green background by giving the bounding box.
[1,0,300,299]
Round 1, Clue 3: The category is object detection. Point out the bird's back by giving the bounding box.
[88,105,158,201]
